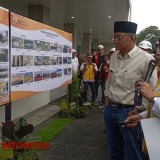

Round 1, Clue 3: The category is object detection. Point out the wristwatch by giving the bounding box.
[151,97,158,105]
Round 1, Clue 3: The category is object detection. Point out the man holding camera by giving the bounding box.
[80,53,98,104]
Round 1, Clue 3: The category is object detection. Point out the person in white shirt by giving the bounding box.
[72,49,79,75]
[124,81,160,126]
[124,49,160,125]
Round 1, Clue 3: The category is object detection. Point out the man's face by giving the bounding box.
[97,48,104,55]
[156,50,160,61]
[91,51,97,56]
[86,56,92,62]
[112,32,133,51]
[72,52,77,58]
[109,51,114,57]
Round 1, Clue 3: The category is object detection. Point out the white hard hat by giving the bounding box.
[97,45,104,49]
[138,40,152,50]
[72,49,76,53]
[110,48,115,52]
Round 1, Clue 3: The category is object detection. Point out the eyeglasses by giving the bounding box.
[112,34,131,42]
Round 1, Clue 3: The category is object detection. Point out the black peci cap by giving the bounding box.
[114,21,137,34]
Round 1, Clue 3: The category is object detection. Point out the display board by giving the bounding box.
[0,7,10,106]
[10,13,72,101]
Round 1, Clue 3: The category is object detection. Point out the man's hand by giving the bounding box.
[98,80,101,84]
[105,96,110,106]
[91,63,95,67]
[127,107,141,116]
[138,81,155,100]
[84,63,88,68]
[123,114,142,128]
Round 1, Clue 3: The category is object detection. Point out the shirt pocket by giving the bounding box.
[123,72,139,90]
[109,68,118,86]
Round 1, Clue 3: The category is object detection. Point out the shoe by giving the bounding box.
[98,105,104,109]
[95,98,98,102]
[92,101,97,105]
[99,102,103,105]
[92,101,99,105]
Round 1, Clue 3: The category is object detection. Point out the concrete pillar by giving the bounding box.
[82,33,91,54]
[101,42,114,54]
[28,5,50,25]
[92,39,100,50]
[64,23,77,50]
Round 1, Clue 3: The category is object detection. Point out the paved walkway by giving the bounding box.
[1,89,110,160]
[38,106,109,160]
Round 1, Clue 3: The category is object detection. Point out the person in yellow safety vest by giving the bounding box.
[80,53,98,104]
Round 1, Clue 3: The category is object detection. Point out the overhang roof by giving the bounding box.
[0,0,131,44]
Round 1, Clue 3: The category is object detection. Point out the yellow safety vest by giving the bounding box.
[83,63,96,81]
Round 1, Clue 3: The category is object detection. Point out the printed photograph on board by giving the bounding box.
[63,68,72,76]
[43,56,50,65]
[42,71,50,80]
[12,55,23,67]
[50,70,56,78]
[34,56,43,66]
[56,69,62,77]
[0,48,8,62]
[0,30,8,46]
[34,71,43,82]
[12,36,23,49]
[0,65,9,79]
[34,40,43,51]
[12,73,24,86]
[23,55,33,66]
[51,56,58,65]
[0,81,8,96]
[24,72,33,83]
[43,42,50,51]
[24,39,34,50]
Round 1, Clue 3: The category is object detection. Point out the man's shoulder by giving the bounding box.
[137,48,154,60]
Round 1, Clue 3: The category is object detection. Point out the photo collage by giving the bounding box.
[11,36,72,87]
[0,29,9,98]
[12,36,72,53]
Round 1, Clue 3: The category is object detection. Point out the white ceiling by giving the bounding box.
[0,0,131,43]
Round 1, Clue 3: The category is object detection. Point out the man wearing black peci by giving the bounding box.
[104,21,157,160]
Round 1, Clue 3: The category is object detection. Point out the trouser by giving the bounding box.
[83,81,96,102]
[100,80,106,105]
[104,105,142,160]
[94,72,99,98]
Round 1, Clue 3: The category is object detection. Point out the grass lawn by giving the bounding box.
[35,118,74,142]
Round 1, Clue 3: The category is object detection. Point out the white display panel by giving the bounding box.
[141,117,160,160]
[10,13,72,101]
[0,7,10,106]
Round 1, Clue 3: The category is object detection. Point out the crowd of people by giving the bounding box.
[72,44,114,107]
[71,20,160,160]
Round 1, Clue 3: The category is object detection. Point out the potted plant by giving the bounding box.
[0,118,41,160]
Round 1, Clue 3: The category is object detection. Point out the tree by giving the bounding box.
[136,26,160,53]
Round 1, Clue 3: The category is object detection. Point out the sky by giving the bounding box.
[131,0,160,33]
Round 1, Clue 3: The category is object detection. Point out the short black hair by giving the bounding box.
[91,49,97,52]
